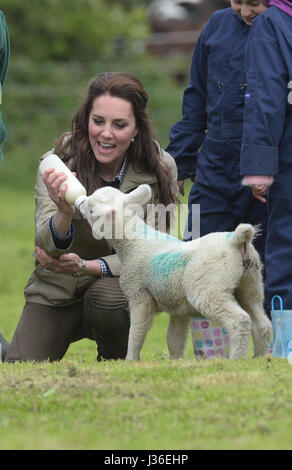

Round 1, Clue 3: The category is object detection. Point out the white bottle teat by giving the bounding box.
[39,154,87,206]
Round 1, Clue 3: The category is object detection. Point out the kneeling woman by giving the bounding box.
[6,72,178,362]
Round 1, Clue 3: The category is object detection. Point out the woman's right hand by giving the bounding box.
[42,168,75,218]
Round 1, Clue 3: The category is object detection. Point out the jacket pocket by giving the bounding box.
[207,57,225,94]
[207,57,226,123]
[222,72,247,121]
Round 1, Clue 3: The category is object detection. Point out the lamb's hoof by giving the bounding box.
[125,355,140,361]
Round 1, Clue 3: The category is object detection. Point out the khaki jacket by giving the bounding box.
[24,148,178,306]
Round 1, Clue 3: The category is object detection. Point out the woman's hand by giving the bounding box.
[35,246,83,274]
[35,247,102,277]
[42,168,75,218]
[42,168,76,237]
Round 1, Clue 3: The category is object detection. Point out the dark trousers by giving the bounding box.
[5,277,130,363]
[186,137,268,262]
[265,178,292,310]
[187,179,267,263]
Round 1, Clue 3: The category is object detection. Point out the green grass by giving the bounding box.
[1,355,292,450]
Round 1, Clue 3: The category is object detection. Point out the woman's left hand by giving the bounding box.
[35,246,84,275]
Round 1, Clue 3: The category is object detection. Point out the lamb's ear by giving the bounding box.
[124,184,152,206]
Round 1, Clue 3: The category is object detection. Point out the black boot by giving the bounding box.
[0,333,10,361]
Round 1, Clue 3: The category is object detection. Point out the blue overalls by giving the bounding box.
[166,7,267,263]
[240,7,292,309]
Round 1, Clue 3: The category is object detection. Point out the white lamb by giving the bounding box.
[77,184,272,361]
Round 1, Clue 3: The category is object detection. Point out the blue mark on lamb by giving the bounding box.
[226,231,234,240]
[150,251,189,288]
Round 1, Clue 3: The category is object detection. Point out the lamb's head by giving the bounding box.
[79,184,152,240]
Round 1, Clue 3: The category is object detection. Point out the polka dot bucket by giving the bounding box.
[191,317,230,359]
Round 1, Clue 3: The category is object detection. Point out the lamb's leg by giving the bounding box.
[209,299,252,359]
[126,299,154,361]
[187,290,252,359]
[235,262,273,356]
[166,315,191,359]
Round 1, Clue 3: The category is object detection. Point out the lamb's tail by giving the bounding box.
[229,223,257,247]
[228,224,260,268]
[229,224,260,269]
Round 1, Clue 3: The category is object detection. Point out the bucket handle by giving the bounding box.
[271,295,284,312]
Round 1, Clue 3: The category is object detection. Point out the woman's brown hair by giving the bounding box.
[54,72,175,207]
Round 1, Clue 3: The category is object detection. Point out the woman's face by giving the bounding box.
[88,94,138,170]
[231,0,266,25]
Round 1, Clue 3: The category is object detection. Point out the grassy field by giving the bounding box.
[1,60,292,451]
[1,354,292,451]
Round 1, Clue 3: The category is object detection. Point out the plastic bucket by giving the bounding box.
[191,317,230,359]
[271,295,292,359]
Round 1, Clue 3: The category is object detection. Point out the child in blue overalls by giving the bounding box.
[166,1,267,265]
[240,0,292,309]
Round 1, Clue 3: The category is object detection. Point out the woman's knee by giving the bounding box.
[83,278,130,360]
[84,277,129,330]
[85,277,127,308]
